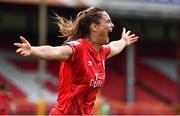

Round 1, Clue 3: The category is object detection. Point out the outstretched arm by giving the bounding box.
[107,28,138,59]
[14,36,73,61]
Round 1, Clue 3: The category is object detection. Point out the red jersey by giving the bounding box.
[54,39,111,115]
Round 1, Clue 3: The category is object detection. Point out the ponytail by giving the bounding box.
[55,7,104,43]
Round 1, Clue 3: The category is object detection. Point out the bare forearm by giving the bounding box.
[108,38,127,58]
[107,28,138,59]
[14,36,72,60]
[31,46,57,60]
[110,38,127,53]
[30,45,72,61]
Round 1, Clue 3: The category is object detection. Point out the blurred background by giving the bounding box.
[0,0,179,115]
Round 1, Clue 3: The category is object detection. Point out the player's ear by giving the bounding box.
[90,23,99,32]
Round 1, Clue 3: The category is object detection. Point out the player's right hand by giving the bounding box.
[14,36,31,56]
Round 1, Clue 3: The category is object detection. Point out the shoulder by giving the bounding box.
[100,45,111,58]
[67,38,86,45]
[66,40,81,46]
[101,45,111,51]
[66,39,86,49]
[64,39,85,58]
[102,45,110,49]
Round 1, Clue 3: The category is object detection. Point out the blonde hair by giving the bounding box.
[54,7,104,43]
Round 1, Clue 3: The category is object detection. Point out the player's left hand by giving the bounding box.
[121,28,139,46]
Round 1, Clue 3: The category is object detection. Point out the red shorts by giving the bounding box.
[49,107,64,115]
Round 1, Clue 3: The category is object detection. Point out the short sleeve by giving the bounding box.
[100,45,111,60]
[64,40,82,62]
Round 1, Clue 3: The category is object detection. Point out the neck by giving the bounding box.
[85,37,101,52]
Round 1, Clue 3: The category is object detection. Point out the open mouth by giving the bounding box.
[107,29,112,36]
[110,27,114,32]
[106,31,110,37]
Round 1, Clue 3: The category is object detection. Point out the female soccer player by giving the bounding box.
[14,7,138,115]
